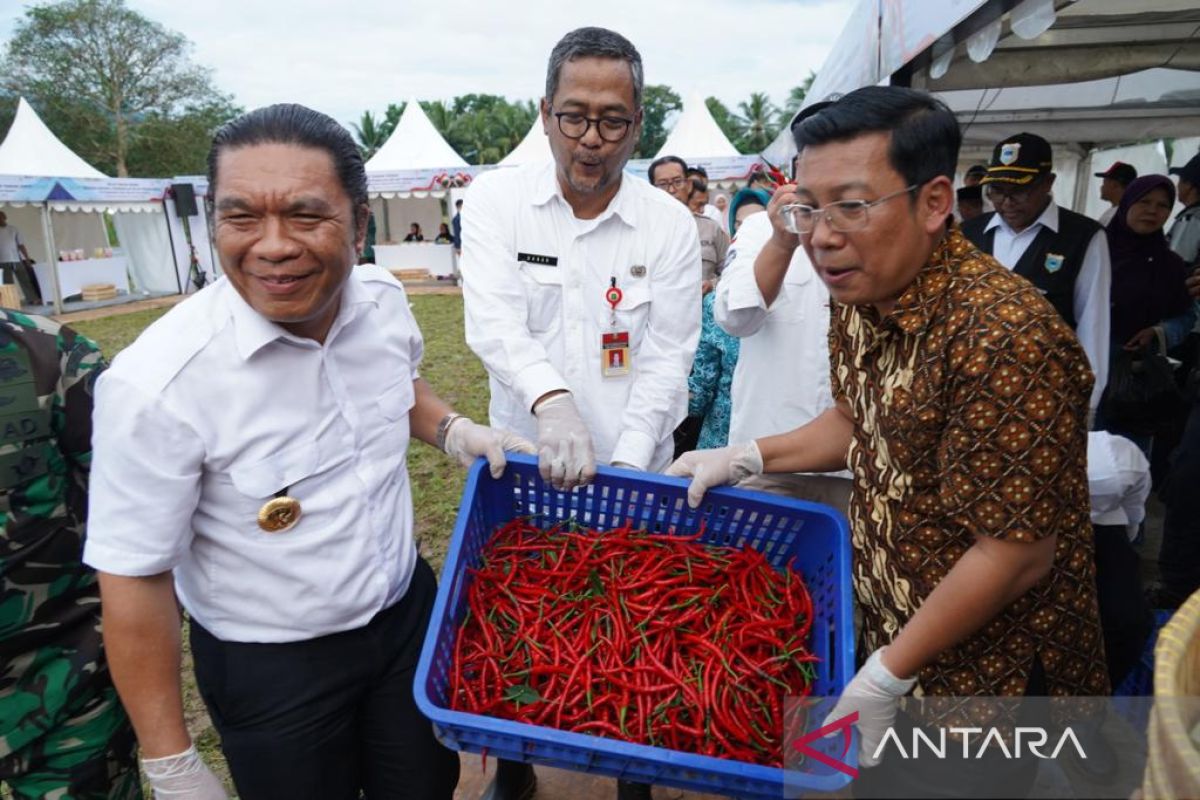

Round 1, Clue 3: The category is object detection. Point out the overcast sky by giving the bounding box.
[1,0,854,129]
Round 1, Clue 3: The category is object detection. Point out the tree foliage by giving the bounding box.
[636,84,682,159]
[1,0,239,177]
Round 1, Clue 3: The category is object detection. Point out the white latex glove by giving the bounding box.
[141,745,228,799]
[823,648,917,768]
[443,417,535,478]
[533,393,596,491]
[665,441,764,508]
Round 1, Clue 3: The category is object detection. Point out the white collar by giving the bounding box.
[985,198,1060,236]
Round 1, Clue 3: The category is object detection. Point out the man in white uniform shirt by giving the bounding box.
[83,105,531,800]
[462,27,700,490]
[713,168,850,511]
[460,26,700,800]
[962,132,1111,416]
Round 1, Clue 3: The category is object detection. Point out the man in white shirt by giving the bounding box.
[460,27,699,800]
[712,167,850,511]
[461,27,700,491]
[83,104,530,800]
[0,211,42,304]
[962,132,1111,416]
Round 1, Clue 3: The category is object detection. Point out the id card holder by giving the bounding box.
[602,278,631,377]
[602,331,630,377]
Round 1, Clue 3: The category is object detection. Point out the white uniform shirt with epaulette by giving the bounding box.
[460,161,701,472]
[83,265,423,643]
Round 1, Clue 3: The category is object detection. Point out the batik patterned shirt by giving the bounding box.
[829,227,1109,697]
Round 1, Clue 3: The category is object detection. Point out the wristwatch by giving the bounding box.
[436,413,465,453]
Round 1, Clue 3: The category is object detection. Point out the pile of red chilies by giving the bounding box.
[449,518,819,766]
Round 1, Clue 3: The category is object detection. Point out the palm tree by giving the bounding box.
[735,92,780,154]
[780,72,818,125]
[351,111,388,160]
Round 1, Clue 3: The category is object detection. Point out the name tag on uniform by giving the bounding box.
[517,252,558,267]
[602,331,630,377]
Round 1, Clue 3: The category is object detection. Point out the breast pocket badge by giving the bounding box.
[1044,253,1064,273]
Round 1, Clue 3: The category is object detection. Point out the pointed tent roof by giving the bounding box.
[498,117,552,166]
[365,99,468,172]
[654,93,740,161]
[0,97,107,178]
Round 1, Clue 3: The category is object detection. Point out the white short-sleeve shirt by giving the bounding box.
[84,265,424,643]
[460,161,701,472]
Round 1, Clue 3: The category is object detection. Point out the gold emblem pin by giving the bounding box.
[258,496,301,533]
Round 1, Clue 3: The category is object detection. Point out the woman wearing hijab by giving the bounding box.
[1103,174,1195,450]
[1108,175,1195,354]
[726,187,771,237]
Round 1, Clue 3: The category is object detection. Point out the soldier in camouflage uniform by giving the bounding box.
[0,310,140,799]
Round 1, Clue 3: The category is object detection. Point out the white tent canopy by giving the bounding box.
[365,100,468,172]
[0,98,106,179]
[498,117,552,166]
[0,98,176,311]
[654,93,740,161]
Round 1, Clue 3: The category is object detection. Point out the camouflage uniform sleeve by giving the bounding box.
[54,325,106,476]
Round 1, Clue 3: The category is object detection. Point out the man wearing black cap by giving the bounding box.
[963,163,987,187]
[956,184,983,222]
[1168,152,1200,267]
[962,131,1111,417]
[1095,161,1137,227]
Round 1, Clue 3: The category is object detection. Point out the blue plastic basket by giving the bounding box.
[414,454,855,798]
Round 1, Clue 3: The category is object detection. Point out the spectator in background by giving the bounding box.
[709,192,729,227]
[403,222,424,242]
[963,132,1111,421]
[956,184,983,222]
[712,154,849,513]
[726,186,770,236]
[1168,153,1200,267]
[687,177,708,216]
[451,199,463,254]
[1095,161,1138,227]
[650,156,728,289]
[963,163,987,186]
[1106,175,1194,359]
[0,211,43,305]
[687,165,720,223]
[434,222,453,244]
[687,292,739,449]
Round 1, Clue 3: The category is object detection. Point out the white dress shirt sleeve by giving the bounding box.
[1074,229,1111,412]
[460,178,567,414]
[83,372,206,576]
[713,212,774,338]
[610,214,702,469]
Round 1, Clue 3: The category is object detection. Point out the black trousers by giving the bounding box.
[0,261,41,305]
[190,558,460,800]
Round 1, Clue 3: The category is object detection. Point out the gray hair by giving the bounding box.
[545,27,644,108]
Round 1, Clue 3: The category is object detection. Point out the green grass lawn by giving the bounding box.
[71,293,489,795]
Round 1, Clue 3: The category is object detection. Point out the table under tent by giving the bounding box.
[364,100,475,283]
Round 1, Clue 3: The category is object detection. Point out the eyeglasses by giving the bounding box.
[984,179,1043,205]
[780,184,920,235]
[654,176,689,191]
[553,110,635,143]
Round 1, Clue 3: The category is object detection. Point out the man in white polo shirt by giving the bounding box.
[460,26,700,800]
[83,104,531,800]
[461,27,700,491]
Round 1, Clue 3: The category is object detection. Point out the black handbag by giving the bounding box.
[1100,348,1184,435]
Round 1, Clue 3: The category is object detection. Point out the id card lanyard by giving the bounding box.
[601,276,630,377]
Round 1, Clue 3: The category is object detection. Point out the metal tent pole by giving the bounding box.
[39,203,64,314]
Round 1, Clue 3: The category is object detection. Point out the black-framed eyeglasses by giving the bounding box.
[780,184,920,235]
[984,178,1044,205]
[654,176,689,191]
[553,110,635,143]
